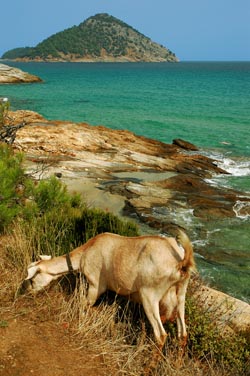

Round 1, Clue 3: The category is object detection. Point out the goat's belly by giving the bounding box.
[129,292,141,303]
[107,280,137,297]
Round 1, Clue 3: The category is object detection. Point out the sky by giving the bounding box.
[0,0,249,61]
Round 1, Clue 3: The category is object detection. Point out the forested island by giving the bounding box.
[2,13,178,62]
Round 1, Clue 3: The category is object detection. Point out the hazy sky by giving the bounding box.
[1,0,249,61]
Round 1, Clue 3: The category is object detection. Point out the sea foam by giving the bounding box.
[233,200,250,219]
[217,158,250,177]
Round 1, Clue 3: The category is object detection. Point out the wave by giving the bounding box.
[200,148,250,177]
[233,200,250,219]
[217,158,250,177]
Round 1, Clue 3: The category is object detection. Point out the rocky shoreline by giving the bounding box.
[11,110,249,223]
[0,63,42,84]
[8,110,250,332]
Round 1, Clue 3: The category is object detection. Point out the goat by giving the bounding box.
[21,230,194,349]
[80,229,195,348]
[20,245,84,293]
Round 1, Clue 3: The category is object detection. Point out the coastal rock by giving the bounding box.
[193,282,250,333]
[11,110,249,226]
[173,138,199,151]
[9,110,250,331]
[8,110,47,124]
[0,63,42,83]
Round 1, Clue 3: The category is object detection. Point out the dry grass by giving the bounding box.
[59,280,151,375]
[57,277,236,376]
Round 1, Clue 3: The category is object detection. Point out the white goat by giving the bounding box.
[22,230,194,349]
[80,230,195,348]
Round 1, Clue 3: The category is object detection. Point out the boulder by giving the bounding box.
[193,282,250,333]
[173,138,199,151]
[0,63,42,83]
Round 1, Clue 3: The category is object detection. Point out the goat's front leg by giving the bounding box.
[83,272,107,306]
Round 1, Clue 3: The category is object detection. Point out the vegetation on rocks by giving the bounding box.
[2,13,178,62]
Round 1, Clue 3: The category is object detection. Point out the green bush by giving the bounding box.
[20,205,139,259]
[0,144,28,231]
[0,144,82,233]
[1,142,138,258]
[31,175,81,214]
[73,207,139,243]
[184,288,250,374]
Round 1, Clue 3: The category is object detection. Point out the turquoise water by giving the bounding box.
[2,62,250,156]
[1,61,250,301]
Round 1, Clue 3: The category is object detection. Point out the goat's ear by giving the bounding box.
[39,255,52,261]
[25,265,41,280]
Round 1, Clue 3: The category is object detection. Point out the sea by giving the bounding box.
[1,61,250,302]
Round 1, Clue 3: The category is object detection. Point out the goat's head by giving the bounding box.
[20,255,56,294]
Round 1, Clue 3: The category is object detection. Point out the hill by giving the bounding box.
[2,13,178,62]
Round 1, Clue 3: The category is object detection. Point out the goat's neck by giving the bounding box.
[45,245,84,275]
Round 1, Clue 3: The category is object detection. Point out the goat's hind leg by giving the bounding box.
[176,279,189,346]
[140,289,167,348]
[140,289,167,375]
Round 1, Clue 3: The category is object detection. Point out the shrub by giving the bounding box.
[16,204,139,261]
[31,175,82,214]
[1,141,138,261]
[0,143,83,233]
[73,207,139,243]
[184,279,250,375]
[0,144,28,231]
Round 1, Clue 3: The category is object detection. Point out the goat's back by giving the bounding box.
[80,233,186,295]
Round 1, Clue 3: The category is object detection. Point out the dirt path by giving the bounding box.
[0,293,107,376]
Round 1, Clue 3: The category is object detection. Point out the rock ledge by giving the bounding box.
[0,63,42,83]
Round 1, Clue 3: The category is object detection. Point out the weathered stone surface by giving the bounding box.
[11,111,247,223]
[192,281,250,333]
[173,138,199,151]
[0,63,42,83]
[10,109,250,228]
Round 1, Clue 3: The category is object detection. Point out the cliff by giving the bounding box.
[2,13,178,63]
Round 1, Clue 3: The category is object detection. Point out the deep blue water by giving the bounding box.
[1,61,250,301]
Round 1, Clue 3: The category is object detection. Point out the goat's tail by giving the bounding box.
[176,229,195,274]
